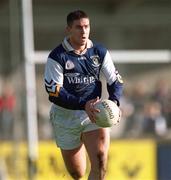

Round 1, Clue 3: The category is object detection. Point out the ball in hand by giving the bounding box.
[94,99,121,127]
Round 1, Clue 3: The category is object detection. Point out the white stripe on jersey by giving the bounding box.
[101,50,117,85]
[46,86,56,93]
[44,57,64,85]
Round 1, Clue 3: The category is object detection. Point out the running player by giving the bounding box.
[44,10,123,180]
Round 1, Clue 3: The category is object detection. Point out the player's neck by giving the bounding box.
[69,39,87,54]
[74,46,86,54]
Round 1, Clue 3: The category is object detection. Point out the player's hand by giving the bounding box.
[85,97,101,123]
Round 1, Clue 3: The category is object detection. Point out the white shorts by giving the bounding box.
[50,104,101,150]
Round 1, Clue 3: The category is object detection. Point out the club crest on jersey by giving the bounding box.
[65,60,75,70]
[91,55,100,67]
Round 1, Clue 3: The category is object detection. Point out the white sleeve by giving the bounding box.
[44,57,63,85]
[101,50,117,85]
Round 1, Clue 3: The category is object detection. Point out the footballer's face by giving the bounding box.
[67,18,90,49]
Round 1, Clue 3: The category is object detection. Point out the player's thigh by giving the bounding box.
[61,144,87,176]
[82,128,110,166]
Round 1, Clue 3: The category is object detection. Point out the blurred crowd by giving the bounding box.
[0,78,171,141]
[111,78,171,139]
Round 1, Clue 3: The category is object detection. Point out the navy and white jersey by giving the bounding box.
[44,37,123,110]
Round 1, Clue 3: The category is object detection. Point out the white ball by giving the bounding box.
[94,99,121,127]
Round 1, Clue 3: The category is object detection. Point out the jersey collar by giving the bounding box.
[62,37,93,53]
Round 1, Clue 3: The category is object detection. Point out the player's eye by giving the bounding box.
[85,25,89,29]
[75,25,82,30]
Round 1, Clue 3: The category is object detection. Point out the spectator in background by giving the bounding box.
[111,79,170,139]
[0,84,16,140]
[110,88,135,138]
[143,101,167,137]
[124,81,149,137]
[152,78,171,129]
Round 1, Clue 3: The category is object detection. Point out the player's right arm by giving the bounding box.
[101,50,124,106]
[44,57,86,110]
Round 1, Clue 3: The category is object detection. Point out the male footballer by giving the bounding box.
[44,10,123,180]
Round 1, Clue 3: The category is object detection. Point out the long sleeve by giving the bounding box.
[101,51,124,106]
[44,57,86,110]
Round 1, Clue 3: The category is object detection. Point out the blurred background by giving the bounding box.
[0,0,171,180]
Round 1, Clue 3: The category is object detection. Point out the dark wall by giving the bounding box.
[0,0,171,75]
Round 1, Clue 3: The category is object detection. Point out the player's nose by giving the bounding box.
[81,27,86,33]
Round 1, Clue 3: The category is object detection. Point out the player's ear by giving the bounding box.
[66,25,71,32]
[65,26,69,33]
[65,26,71,36]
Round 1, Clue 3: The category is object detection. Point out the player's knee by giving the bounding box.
[96,151,107,175]
[69,170,85,180]
[98,151,107,166]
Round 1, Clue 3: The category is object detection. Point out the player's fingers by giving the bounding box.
[90,97,100,106]
[94,96,100,104]
[95,96,99,101]
[92,97,101,112]
[93,108,100,113]
[85,98,101,121]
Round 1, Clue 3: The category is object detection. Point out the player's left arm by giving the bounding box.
[101,50,124,106]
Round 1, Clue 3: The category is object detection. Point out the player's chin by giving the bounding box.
[79,41,86,46]
[80,38,87,45]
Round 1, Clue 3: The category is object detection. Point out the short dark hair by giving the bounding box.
[67,10,89,27]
